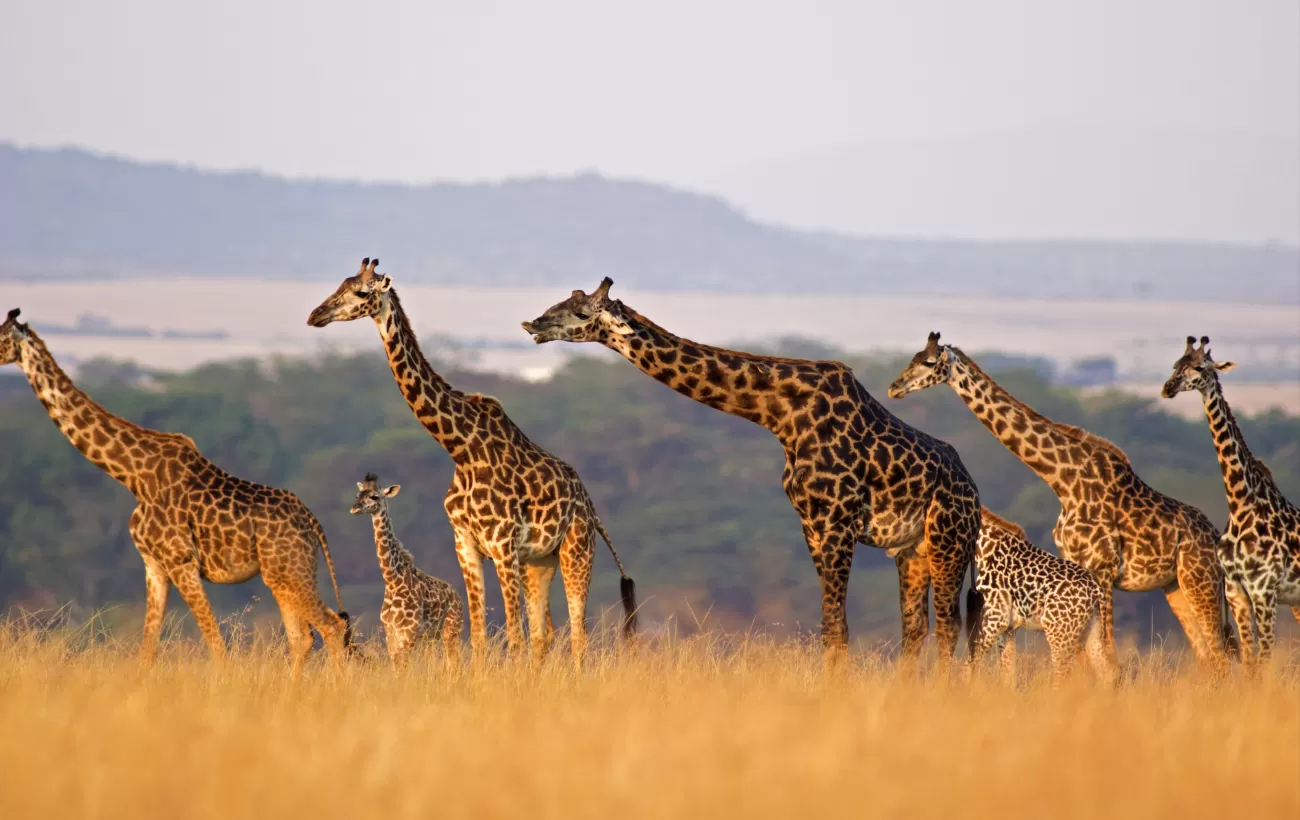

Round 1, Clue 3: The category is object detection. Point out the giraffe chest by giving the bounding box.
[1222,509,1300,602]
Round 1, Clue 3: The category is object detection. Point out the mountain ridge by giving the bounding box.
[2,143,1296,303]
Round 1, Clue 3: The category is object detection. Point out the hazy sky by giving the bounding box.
[2,1,1297,241]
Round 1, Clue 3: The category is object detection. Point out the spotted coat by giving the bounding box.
[308,260,636,670]
[1162,336,1300,665]
[522,278,982,667]
[0,310,350,682]
[970,508,1119,685]
[890,332,1232,675]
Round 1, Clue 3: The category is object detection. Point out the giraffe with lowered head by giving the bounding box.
[522,278,983,667]
[1161,336,1300,665]
[889,331,1232,674]
[0,309,351,681]
[308,259,637,669]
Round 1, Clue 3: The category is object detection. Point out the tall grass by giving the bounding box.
[0,613,1295,820]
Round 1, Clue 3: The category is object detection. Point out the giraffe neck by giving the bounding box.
[1198,374,1265,517]
[372,290,483,463]
[15,330,158,494]
[944,349,1083,494]
[370,508,410,586]
[596,305,821,437]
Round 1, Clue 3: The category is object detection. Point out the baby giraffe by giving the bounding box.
[351,473,464,669]
[969,508,1120,687]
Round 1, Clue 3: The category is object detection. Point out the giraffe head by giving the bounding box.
[887,331,953,398]
[1161,336,1236,398]
[521,277,636,343]
[349,472,401,516]
[307,258,392,328]
[0,308,30,366]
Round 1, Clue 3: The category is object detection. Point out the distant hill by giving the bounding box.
[2,143,1296,302]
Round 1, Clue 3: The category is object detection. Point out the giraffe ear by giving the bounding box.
[382,484,401,498]
[1213,361,1236,374]
[356,481,367,491]
[376,275,393,293]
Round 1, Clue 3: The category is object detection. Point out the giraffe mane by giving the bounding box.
[24,328,199,452]
[950,346,1132,467]
[621,304,849,371]
[980,507,1028,539]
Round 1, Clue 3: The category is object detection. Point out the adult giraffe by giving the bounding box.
[889,331,1232,674]
[307,259,636,669]
[1161,336,1300,665]
[0,309,350,681]
[522,278,982,667]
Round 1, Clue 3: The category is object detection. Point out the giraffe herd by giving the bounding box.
[1,261,1297,684]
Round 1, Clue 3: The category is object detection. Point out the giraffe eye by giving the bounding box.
[353,289,370,298]
[574,309,592,320]
[924,359,937,366]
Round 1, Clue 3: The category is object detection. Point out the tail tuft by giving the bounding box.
[965,588,984,655]
[619,576,638,638]
[339,611,355,656]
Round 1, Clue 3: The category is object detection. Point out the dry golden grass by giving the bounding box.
[0,614,1296,820]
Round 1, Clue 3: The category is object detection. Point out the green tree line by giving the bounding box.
[1,344,1296,647]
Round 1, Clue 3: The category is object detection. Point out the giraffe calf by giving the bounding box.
[969,509,1120,687]
[351,473,464,669]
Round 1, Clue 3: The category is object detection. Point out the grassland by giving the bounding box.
[1,616,1297,820]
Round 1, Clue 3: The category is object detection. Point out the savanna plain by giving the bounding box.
[1,617,1296,820]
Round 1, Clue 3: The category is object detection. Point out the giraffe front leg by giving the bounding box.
[169,561,228,665]
[810,529,855,670]
[138,558,171,667]
[922,489,979,672]
[442,598,464,672]
[494,548,526,662]
[968,594,1010,682]
[453,531,489,667]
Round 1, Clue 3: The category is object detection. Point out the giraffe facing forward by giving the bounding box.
[889,332,1232,674]
[350,472,464,668]
[0,309,350,681]
[308,260,636,669]
[970,508,1120,687]
[522,278,982,667]
[1162,336,1300,665]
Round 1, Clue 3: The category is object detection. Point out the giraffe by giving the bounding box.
[350,472,464,669]
[1161,336,1300,665]
[307,259,637,669]
[0,309,350,681]
[969,508,1120,687]
[521,278,983,668]
[889,331,1232,675]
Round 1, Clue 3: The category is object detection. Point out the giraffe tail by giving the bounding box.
[964,552,983,655]
[594,516,638,638]
[308,513,353,652]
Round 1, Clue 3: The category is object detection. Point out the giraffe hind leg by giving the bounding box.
[169,561,228,665]
[524,552,559,670]
[559,522,594,671]
[923,488,980,671]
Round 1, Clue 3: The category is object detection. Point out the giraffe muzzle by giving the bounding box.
[307,306,334,328]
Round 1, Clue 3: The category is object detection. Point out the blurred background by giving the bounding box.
[1,1,1297,649]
